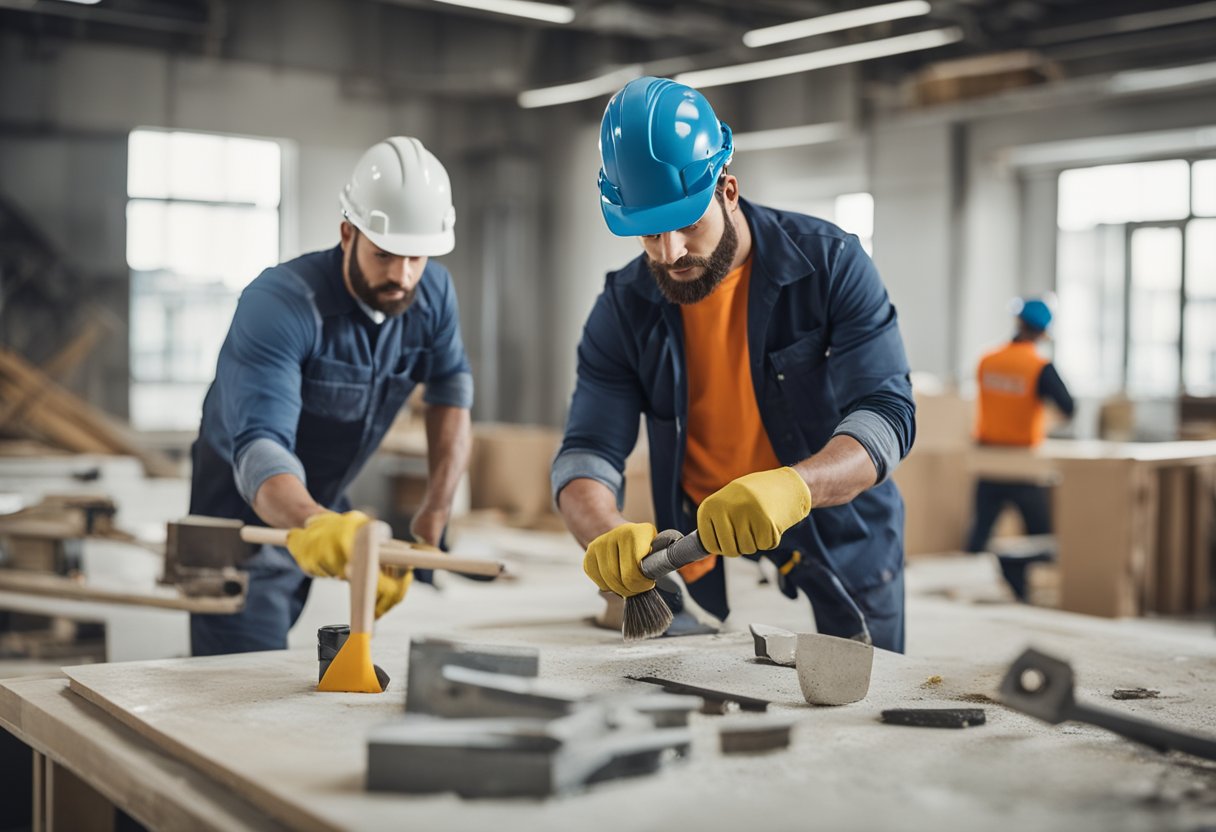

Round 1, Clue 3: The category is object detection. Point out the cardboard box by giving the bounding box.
[468,423,562,520]
[893,448,973,557]
[912,388,975,451]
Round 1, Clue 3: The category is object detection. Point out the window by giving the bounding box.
[833,192,874,255]
[127,129,282,430]
[1054,158,1215,397]
[763,192,874,254]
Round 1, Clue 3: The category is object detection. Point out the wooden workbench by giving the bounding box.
[1,552,1214,832]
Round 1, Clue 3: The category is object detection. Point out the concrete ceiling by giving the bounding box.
[0,0,1214,101]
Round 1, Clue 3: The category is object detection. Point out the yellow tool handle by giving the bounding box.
[238,526,504,578]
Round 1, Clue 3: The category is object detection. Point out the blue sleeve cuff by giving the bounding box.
[551,449,625,510]
[233,438,307,504]
[834,409,901,483]
[423,371,474,409]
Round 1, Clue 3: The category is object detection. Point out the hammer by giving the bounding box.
[168,515,505,579]
[999,647,1216,760]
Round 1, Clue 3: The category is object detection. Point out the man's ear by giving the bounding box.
[339,220,356,252]
[721,175,740,210]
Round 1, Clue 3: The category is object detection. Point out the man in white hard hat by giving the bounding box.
[189,137,473,656]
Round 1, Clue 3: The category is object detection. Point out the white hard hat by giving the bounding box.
[339,137,456,257]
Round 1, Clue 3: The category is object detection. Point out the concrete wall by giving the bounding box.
[958,89,1216,383]
[543,114,639,427]
[0,35,433,418]
[3,29,1216,434]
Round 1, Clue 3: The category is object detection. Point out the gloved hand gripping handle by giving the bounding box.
[639,531,712,581]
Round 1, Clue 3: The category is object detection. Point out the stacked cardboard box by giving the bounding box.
[892,387,978,557]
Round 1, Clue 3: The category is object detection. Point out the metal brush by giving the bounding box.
[622,530,713,641]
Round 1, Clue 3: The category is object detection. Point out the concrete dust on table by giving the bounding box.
[43,526,1216,831]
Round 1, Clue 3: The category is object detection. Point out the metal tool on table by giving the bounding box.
[313,520,390,692]
[627,676,770,714]
[318,624,390,690]
[368,637,701,798]
[998,647,1216,761]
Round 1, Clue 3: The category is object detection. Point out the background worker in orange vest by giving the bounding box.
[965,297,1074,600]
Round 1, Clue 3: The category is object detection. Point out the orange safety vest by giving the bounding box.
[975,341,1050,447]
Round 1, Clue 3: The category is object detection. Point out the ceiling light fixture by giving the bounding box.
[743,0,932,48]
[518,64,643,109]
[1109,60,1216,94]
[733,122,851,152]
[677,27,963,89]
[431,0,573,25]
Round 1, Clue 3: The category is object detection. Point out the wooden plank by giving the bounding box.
[0,375,114,454]
[47,760,114,832]
[0,350,178,477]
[0,678,283,832]
[63,653,386,832]
[37,584,1216,832]
[38,317,113,385]
[0,319,110,433]
[8,518,1210,831]
[0,515,87,540]
[1191,464,1215,612]
[1131,463,1158,618]
[1154,467,1190,614]
[1055,458,1145,617]
[1138,469,1158,615]
[0,570,244,614]
[32,749,46,832]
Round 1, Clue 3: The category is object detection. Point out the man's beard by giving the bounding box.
[646,196,739,305]
[348,234,415,317]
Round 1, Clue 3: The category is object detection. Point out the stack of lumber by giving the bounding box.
[0,347,178,477]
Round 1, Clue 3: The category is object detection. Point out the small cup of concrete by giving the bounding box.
[796,633,874,706]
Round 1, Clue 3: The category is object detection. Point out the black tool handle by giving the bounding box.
[639,531,712,581]
[1070,703,1216,760]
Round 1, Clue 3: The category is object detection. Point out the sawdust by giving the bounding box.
[921,675,943,688]
[954,692,999,704]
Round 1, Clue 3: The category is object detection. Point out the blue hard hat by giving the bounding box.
[597,76,734,237]
[1016,298,1053,331]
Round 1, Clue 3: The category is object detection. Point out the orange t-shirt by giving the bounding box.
[680,257,781,505]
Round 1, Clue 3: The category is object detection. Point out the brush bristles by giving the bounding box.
[622,588,673,642]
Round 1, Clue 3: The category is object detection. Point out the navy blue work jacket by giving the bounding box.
[554,200,915,594]
[190,246,471,525]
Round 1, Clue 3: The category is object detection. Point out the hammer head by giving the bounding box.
[998,647,1076,724]
[166,516,255,572]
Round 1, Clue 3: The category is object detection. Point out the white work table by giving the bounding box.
[1,541,1214,832]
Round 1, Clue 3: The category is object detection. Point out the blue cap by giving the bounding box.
[1016,298,1053,332]
[597,76,733,236]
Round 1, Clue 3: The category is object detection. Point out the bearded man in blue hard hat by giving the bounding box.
[966,297,1074,601]
[189,137,473,656]
[551,77,916,651]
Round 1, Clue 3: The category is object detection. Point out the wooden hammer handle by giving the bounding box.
[239,526,504,578]
[351,521,388,636]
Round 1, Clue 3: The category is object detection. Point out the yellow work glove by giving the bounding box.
[697,468,812,557]
[285,510,371,578]
[583,522,659,597]
[375,569,412,619]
